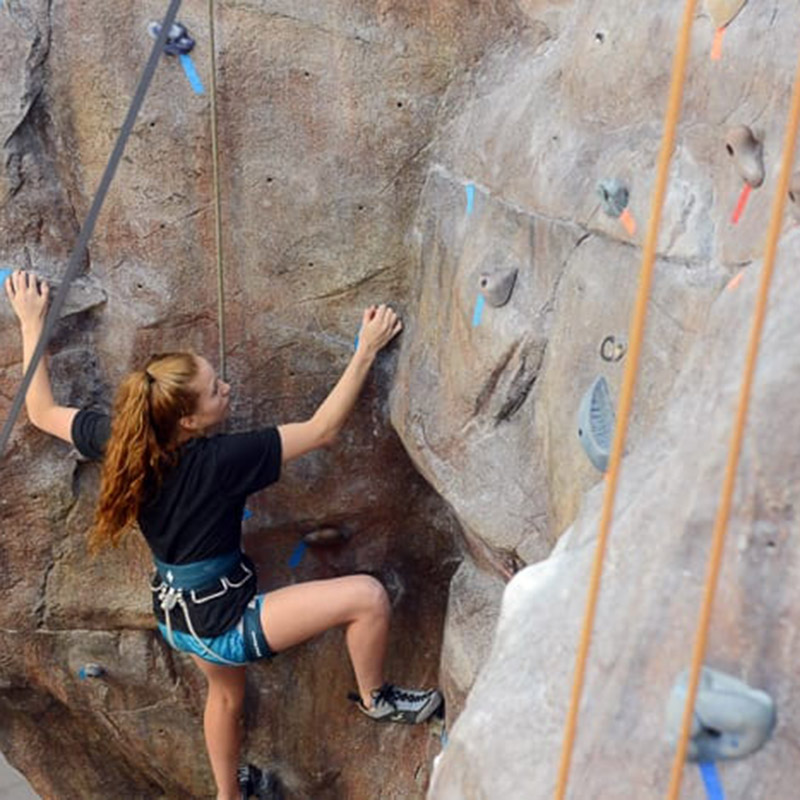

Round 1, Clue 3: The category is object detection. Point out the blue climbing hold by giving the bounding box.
[471,293,485,328]
[288,540,307,569]
[242,508,253,521]
[0,267,13,286]
[465,183,475,216]
[78,664,105,680]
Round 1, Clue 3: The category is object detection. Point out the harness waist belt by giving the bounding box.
[154,550,241,591]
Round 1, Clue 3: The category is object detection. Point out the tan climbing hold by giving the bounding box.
[706,0,747,29]
[303,527,348,545]
[788,171,800,221]
[725,125,764,188]
[478,268,518,308]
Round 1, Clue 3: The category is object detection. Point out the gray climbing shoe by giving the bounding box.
[350,683,443,724]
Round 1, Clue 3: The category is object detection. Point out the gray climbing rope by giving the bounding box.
[0,0,183,459]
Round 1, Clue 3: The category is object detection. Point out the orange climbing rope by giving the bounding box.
[664,46,800,800]
[553,2,700,798]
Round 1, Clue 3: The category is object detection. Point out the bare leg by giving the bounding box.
[261,575,390,706]
[191,656,246,800]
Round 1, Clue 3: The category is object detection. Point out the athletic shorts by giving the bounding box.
[158,594,276,666]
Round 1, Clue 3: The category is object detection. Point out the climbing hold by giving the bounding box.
[242,508,253,521]
[599,335,627,363]
[666,667,776,762]
[147,21,195,56]
[303,527,349,546]
[471,293,486,328]
[465,183,475,216]
[724,126,764,189]
[577,376,616,473]
[237,764,284,800]
[597,179,630,218]
[78,664,105,680]
[706,0,747,29]
[288,540,307,569]
[478,268,517,309]
[787,171,800,221]
[148,21,205,95]
[0,267,12,285]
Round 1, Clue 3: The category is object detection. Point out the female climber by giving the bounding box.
[5,269,442,800]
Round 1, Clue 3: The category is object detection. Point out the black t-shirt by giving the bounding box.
[71,409,282,636]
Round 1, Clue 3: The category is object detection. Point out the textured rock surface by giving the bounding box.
[3,0,800,798]
[430,233,800,799]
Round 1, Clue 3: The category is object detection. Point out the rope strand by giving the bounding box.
[553,2,699,796]
[207,0,227,379]
[664,44,800,800]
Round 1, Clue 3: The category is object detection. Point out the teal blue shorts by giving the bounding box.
[158,594,274,666]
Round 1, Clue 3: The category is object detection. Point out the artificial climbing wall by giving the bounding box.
[2,0,799,799]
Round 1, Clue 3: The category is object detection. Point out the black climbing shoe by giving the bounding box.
[349,683,443,724]
[237,764,284,800]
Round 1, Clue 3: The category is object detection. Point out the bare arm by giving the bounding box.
[5,270,78,443]
[278,304,402,463]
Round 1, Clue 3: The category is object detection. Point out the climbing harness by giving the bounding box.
[665,42,800,800]
[0,0,184,460]
[152,551,270,666]
[554,0,700,796]
[599,335,626,363]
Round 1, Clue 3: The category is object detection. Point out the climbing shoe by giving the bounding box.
[237,764,284,800]
[349,683,443,724]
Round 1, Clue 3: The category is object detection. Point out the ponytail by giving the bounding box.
[90,352,199,553]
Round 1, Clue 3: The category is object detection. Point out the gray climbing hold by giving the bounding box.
[597,179,630,218]
[725,126,764,188]
[478,268,517,308]
[666,667,776,762]
[788,171,800,222]
[706,0,747,28]
[577,376,615,472]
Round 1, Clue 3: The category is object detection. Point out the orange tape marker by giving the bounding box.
[619,207,637,236]
[731,182,752,225]
[710,27,725,61]
[726,272,744,291]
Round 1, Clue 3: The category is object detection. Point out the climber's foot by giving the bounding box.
[237,764,284,800]
[349,683,443,724]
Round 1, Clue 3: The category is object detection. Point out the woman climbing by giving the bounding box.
[5,269,442,800]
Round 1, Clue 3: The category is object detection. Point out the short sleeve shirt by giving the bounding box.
[71,409,282,635]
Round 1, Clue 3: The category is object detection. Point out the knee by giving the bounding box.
[355,575,390,619]
[207,677,245,715]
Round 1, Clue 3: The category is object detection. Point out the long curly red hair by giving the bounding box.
[90,352,199,553]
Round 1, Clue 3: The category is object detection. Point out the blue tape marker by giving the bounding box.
[179,53,205,95]
[466,183,475,216]
[698,762,725,800]
[242,508,253,521]
[354,331,360,351]
[471,293,485,327]
[0,267,13,285]
[288,540,307,569]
